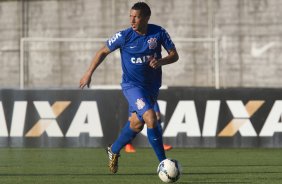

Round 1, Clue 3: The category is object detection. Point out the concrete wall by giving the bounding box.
[0,0,282,88]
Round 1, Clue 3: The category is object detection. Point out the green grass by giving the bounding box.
[0,148,282,184]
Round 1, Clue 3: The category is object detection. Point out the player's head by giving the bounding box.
[131,2,151,17]
[130,2,151,32]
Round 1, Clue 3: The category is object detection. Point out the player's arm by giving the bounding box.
[149,48,179,69]
[79,45,111,89]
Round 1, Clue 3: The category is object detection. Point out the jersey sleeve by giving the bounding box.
[160,28,176,51]
[106,31,125,52]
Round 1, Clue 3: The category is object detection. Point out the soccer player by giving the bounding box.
[79,2,179,174]
[125,102,172,153]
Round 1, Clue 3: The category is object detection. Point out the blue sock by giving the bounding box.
[111,121,138,154]
[147,126,166,162]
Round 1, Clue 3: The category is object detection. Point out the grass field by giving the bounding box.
[0,148,282,184]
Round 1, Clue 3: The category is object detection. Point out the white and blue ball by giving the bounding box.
[157,158,182,183]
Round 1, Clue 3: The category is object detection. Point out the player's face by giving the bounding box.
[130,9,149,33]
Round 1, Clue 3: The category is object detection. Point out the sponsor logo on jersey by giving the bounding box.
[131,56,149,64]
[147,38,157,49]
[108,32,122,46]
[131,53,157,64]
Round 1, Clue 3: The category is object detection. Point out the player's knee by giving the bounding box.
[131,122,144,132]
[143,109,157,128]
[129,115,144,132]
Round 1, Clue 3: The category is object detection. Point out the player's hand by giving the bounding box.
[79,73,91,89]
[149,57,161,69]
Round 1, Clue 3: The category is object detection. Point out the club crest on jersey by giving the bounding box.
[135,98,145,110]
[147,38,157,49]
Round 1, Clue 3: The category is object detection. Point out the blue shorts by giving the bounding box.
[122,84,158,122]
[128,101,160,116]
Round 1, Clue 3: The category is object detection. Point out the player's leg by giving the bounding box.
[111,113,143,154]
[111,121,138,153]
[154,103,173,151]
[143,109,166,162]
[125,111,137,153]
[106,85,145,173]
[154,102,164,136]
[125,103,160,153]
[125,103,172,153]
[122,85,166,161]
[107,116,143,173]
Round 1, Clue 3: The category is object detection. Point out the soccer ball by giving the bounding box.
[157,158,181,183]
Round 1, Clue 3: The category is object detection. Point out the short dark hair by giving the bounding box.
[131,2,151,17]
